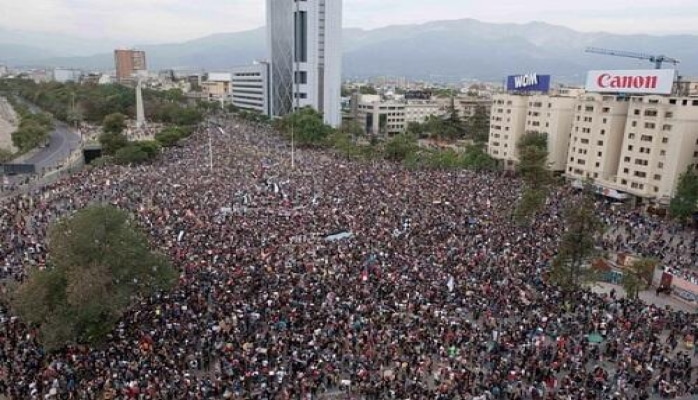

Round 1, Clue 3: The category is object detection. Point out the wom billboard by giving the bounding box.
[506,73,551,92]
[585,69,676,95]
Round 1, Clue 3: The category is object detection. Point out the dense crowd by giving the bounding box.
[0,116,696,399]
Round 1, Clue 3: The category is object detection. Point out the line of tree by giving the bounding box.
[0,79,202,127]
[405,103,489,143]
[274,107,498,171]
[5,97,54,153]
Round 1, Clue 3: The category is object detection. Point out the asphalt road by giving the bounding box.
[23,120,81,172]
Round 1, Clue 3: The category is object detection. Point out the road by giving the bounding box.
[22,120,81,172]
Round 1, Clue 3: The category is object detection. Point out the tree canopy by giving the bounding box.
[276,107,332,147]
[515,131,552,220]
[549,184,605,291]
[670,167,698,221]
[10,205,176,351]
[102,112,127,135]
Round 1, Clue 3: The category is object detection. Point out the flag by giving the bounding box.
[447,275,455,292]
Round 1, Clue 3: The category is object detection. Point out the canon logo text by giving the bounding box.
[597,73,658,90]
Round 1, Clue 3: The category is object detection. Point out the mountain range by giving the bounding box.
[2,19,698,83]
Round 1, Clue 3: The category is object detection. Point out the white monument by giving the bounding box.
[135,78,146,129]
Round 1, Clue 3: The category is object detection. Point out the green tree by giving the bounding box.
[114,143,149,165]
[384,133,418,162]
[515,132,552,220]
[340,120,364,140]
[622,258,658,298]
[359,85,378,95]
[277,107,332,147]
[0,147,13,162]
[11,205,176,351]
[670,167,698,221]
[550,184,605,291]
[155,126,186,147]
[99,131,128,155]
[102,112,127,135]
[465,105,490,143]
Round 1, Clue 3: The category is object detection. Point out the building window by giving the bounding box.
[294,11,308,62]
[644,122,656,129]
[662,124,672,131]
[665,112,674,118]
[640,135,652,142]
[624,157,631,162]
[623,168,629,174]
[294,71,308,84]
[628,133,636,139]
[597,141,603,146]
[662,137,668,144]
[658,162,664,169]
[654,174,661,180]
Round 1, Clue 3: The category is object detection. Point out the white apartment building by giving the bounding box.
[230,63,270,116]
[525,95,576,171]
[267,0,343,127]
[567,95,698,201]
[567,94,631,183]
[488,94,528,168]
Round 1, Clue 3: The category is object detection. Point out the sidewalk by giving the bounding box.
[592,282,695,312]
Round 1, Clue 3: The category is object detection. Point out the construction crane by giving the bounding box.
[585,47,680,69]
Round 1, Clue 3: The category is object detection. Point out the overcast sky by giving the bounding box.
[1,0,697,44]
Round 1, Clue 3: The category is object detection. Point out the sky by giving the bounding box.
[1,0,698,44]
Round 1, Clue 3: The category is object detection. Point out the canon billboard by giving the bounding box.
[506,73,551,92]
[585,69,676,95]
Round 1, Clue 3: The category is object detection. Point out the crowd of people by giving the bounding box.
[0,115,696,399]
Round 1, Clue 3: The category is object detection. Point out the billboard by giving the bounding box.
[585,69,676,94]
[506,73,551,92]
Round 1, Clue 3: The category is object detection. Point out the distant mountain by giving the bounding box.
[3,19,698,82]
[0,27,121,59]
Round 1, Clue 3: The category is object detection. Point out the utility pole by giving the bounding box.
[208,121,213,172]
[291,0,301,170]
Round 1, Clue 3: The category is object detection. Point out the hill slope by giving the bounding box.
[4,19,698,82]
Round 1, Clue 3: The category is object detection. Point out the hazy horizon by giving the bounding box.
[1,0,697,46]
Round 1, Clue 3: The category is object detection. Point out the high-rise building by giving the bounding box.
[266,0,343,127]
[231,63,271,116]
[114,49,147,82]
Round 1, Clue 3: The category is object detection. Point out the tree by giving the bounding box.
[670,167,698,221]
[550,184,605,291]
[465,105,490,143]
[515,132,552,220]
[102,112,127,135]
[384,133,418,162]
[11,205,176,351]
[359,85,378,95]
[155,126,187,147]
[340,120,364,140]
[277,107,332,147]
[99,131,128,155]
[114,143,149,165]
[622,258,658,299]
